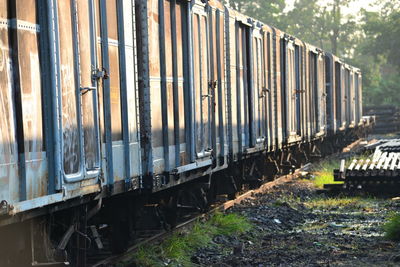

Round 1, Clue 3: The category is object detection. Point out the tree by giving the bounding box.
[353,2,400,105]
[285,0,358,57]
[222,0,287,29]
[285,0,326,47]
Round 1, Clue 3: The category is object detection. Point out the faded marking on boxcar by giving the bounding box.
[60,64,81,175]
[0,24,19,203]
[0,40,16,164]
[58,0,82,176]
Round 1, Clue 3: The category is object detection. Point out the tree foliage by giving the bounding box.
[224,0,400,107]
[222,0,287,28]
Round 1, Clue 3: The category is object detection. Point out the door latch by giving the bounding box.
[260,87,270,98]
[92,67,109,80]
[208,80,217,90]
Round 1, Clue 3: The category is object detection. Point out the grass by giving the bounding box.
[308,158,343,188]
[304,196,375,210]
[308,153,371,189]
[383,213,400,241]
[126,212,253,267]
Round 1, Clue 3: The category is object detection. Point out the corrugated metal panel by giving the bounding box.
[273,27,283,148]
[0,0,19,204]
[262,25,276,151]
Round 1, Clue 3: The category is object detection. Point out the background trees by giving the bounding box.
[223,0,400,106]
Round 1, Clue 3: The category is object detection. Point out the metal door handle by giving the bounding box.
[80,86,97,95]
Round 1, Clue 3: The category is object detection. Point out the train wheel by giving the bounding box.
[157,195,178,231]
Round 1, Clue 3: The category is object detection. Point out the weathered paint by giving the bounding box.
[0,0,365,221]
[58,0,82,176]
[262,25,276,151]
[0,0,19,204]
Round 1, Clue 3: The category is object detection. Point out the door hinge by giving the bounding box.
[92,68,109,80]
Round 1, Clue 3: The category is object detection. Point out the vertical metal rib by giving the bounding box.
[158,0,170,171]
[170,0,180,168]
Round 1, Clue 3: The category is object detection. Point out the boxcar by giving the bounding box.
[0,0,367,265]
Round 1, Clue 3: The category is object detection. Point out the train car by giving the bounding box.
[135,0,228,192]
[0,0,366,265]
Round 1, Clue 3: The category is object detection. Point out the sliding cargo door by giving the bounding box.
[349,71,356,126]
[355,73,362,125]
[282,38,300,142]
[309,51,325,136]
[335,63,346,129]
[344,68,351,127]
[309,52,318,136]
[208,6,227,165]
[57,0,100,183]
[193,8,213,159]
[94,0,141,187]
[317,53,326,132]
[262,29,274,150]
[295,45,303,137]
[236,22,253,151]
[253,30,267,147]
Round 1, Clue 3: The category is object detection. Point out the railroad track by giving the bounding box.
[91,139,368,267]
[90,168,305,267]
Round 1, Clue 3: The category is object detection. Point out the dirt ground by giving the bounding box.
[191,178,400,267]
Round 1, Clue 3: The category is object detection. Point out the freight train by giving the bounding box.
[0,0,372,265]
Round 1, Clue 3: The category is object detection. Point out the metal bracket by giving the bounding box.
[202,94,212,99]
[0,200,12,216]
[260,87,270,98]
[80,86,97,95]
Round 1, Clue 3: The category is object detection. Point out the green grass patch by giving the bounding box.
[126,212,252,267]
[304,196,375,210]
[308,154,371,189]
[383,213,400,241]
[308,158,343,188]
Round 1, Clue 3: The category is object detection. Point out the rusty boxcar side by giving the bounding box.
[0,0,143,218]
[135,0,228,192]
